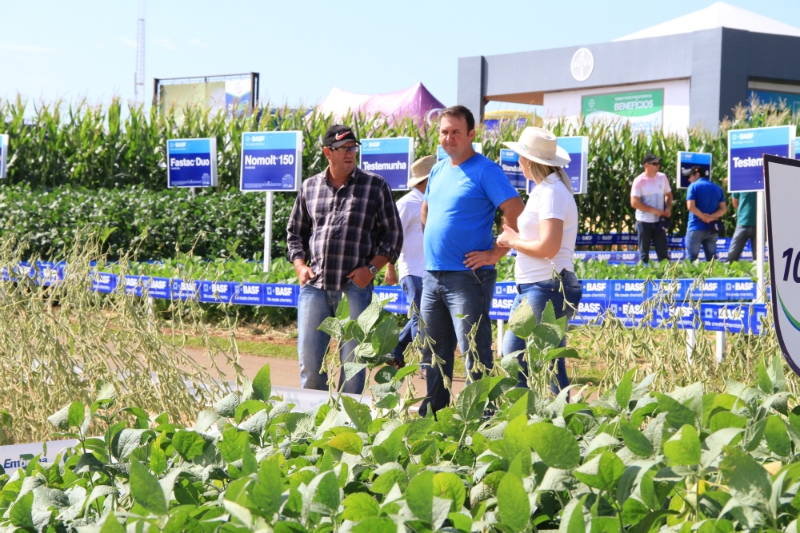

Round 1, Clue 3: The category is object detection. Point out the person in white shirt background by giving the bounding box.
[385,155,436,368]
[496,127,583,394]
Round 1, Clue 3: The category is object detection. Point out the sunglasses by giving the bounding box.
[330,146,359,153]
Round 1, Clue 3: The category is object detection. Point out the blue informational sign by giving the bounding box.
[700,303,748,333]
[499,149,526,189]
[436,143,483,161]
[360,138,414,191]
[676,151,712,189]
[199,281,235,304]
[526,137,589,195]
[240,131,302,192]
[262,284,298,307]
[374,286,407,314]
[91,272,117,294]
[581,280,610,302]
[728,126,794,192]
[167,138,218,188]
[171,280,199,301]
[0,134,8,179]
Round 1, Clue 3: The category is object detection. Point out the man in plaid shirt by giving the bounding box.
[287,125,403,393]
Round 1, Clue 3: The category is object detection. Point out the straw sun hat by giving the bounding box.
[408,155,436,187]
[503,127,571,167]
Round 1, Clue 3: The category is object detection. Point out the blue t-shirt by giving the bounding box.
[424,153,519,271]
[686,178,725,232]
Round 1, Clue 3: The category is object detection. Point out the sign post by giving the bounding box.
[676,151,712,189]
[359,138,414,191]
[728,126,795,302]
[764,155,800,376]
[526,136,589,195]
[167,138,218,188]
[240,131,302,273]
[0,134,8,179]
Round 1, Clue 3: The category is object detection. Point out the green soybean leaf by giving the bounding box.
[371,469,408,494]
[406,470,435,523]
[574,451,625,492]
[656,393,696,430]
[529,422,581,469]
[509,298,537,339]
[616,368,636,410]
[456,379,492,422]
[664,424,701,466]
[357,298,382,334]
[9,491,34,530]
[372,317,400,356]
[394,364,420,382]
[98,511,126,533]
[719,446,771,506]
[757,359,773,394]
[130,459,168,515]
[311,471,340,512]
[67,401,86,428]
[342,492,380,521]
[433,472,466,512]
[251,457,283,516]
[342,396,372,433]
[351,517,396,533]
[497,474,530,532]
[252,364,271,401]
[172,430,206,462]
[328,432,363,456]
[620,419,654,457]
[219,428,249,463]
[764,415,791,457]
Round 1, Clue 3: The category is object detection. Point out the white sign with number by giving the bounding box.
[765,155,800,376]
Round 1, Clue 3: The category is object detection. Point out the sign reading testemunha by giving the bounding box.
[728,126,795,192]
[526,136,589,195]
[676,151,712,189]
[240,131,302,192]
[582,89,663,134]
[167,138,218,188]
[359,138,414,191]
[0,134,8,179]
[764,155,800,376]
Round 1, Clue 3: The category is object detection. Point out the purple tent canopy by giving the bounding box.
[317,83,445,126]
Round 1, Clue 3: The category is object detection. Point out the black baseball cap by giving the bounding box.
[323,125,360,148]
[643,154,661,165]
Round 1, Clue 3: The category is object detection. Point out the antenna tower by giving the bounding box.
[134,0,145,104]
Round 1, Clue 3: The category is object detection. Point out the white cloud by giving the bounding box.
[152,38,177,50]
[116,36,137,49]
[0,43,59,54]
[188,37,208,49]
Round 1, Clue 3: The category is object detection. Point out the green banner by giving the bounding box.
[582,89,664,132]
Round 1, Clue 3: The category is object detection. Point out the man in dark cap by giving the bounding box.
[630,154,673,263]
[287,125,403,393]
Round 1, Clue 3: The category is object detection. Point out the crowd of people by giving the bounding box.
[287,106,749,416]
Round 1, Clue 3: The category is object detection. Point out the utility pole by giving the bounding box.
[134,0,145,104]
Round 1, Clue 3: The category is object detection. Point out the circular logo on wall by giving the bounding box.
[571,48,594,82]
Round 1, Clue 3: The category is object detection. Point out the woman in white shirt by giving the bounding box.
[496,127,583,393]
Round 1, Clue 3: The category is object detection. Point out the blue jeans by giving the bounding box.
[502,270,582,393]
[727,226,756,262]
[391,275,423,364]
[685,230,718,262]
[636,221,669,263]
[297,280,374,393]
[418,269,497,417]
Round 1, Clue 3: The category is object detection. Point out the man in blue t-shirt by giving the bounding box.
[419,106,524,417]
[685,166,726,262]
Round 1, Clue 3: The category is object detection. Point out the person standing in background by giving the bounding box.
[384,155,435,368]
[727,191,757,262]
[630,154,673,264]
[684,166,726,262]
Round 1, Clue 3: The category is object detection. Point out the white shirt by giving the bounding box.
[515,174,579,284]
[396,188,425,279]
[631,172,671,223]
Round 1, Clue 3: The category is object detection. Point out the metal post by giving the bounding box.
[497,319,504,356]
[715,331,726,363]
[263,191,274,274]
[686,329,696,363]
[756,190,765,304]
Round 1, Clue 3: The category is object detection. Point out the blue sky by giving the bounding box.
[2,0,800,111]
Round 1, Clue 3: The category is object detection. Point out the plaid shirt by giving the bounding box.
[287,167,403,290]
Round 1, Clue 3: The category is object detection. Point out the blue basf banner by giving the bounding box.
[360,138,414,191]
[240,132,302,192]
[0,134,8,179]
[167,138,218,188]
[526,137,588,195]
[436,143,482,161]
[728,126,795,192]
[499,149,526,189]
[676,151,712,189]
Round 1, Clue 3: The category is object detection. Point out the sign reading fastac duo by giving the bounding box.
[526,136,589,195]
[167,138,218,188]
[360,138,414,191]
[728,126,795,192]
[764,155,800,376]
[676,151,712,189]
[240,131,302,192]
[0,134,8,179]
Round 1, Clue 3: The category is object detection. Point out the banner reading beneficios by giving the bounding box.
[167,138,218,188]
[728,126,794,192]
[582,89,663,134]
[764,155,800,376]
[360,138,414,191]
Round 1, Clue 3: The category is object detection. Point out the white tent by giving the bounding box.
[615,1,800,41]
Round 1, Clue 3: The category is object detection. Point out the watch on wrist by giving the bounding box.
[367,264,378,276]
